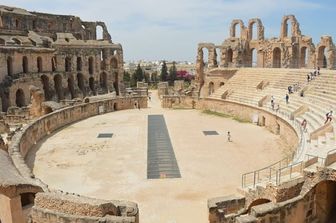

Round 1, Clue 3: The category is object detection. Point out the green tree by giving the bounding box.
[168,61,177,85]
[134,64,144,82]
[160,61,168,81]
[123,71,131,82]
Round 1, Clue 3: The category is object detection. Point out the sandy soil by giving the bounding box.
[27,91,286,223]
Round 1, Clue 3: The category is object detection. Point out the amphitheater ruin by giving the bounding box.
[0,4,336,223]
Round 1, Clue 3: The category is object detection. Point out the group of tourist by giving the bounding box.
[270,96,280,111]
[325,111,333,124]
[307,67,321,82]
[287,82,301,94]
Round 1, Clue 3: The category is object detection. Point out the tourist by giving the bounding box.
[276,104,280,113]
[307,73,310,82]
[285,94,289,104]
[227,131,231,142]
[317,66,320,75]
[325,111,333,124]
[301,119,307,132]
[271,96,275,110]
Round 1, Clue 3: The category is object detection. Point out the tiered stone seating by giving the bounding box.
[208,68,336,165]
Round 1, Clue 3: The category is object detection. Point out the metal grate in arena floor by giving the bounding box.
[147,115,181,179]
[203,131,219,136]
[97,133,113,138]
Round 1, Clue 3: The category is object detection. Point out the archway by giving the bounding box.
[113,72,119,95]
[251,48,257,67]
[7,56,13,76]
[37,57,43,72]
[20,192,35,208]
[96,25,103,40]
[273,47,281,68]
[89,77,95,94]
[77,57,82,71]
[315,180,336,222]
[232,23,241,38]
[22,56,28,73]
[300,47,308,68]
[202,48,209,68]
[67,76,75,99]
[227,49,233,64]
[89,57,94,74]
[113,103,117,111]
[77,73,85,95]
[111,57,118,69]
[249,22,258,40]
[283,18,293,38]
[219,82,225,87]
[317,46,327,68]
[215,48,221,67]
[54,74,64,101]
[15,89,25,107]
[208,82,214,96]
[51,57,56,72]
[41,75,51,101]
[247,199,271,213]
[0,91,9,112]
[99,72,108,90]
[65,56,72,72]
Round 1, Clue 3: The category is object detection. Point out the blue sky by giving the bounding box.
[3,0,336,61]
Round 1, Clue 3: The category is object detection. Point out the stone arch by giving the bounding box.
[89,56,94,75]
[113,102,118,111]
[215,48,221,67]
[7,56,13,76]
[15,88,25,107]
[89,76,95,94]
[227,48,233,64]
[202,48,209,68]
[65,56,72,72]
[37,56,43,72]
[113,72,119,96]
[281,15,301,39]
[20,192,35,208]
[96,25,103,40]
[99,72,108,90]
[273,47,281,68]
[0,91,9,112]
[250,48,258,67]
[300,46,309,68]
[314,180,336,222]
[22,56,28,73]
[12,37,21,45]
[219,82,225,87]
[208,82,214,96]
[54,74,64,101]
[41,75,52,101]
[67,75,75,99]
[51,56,57,72]
[0,38,5,45]
[248,18,264,40]
[111,57,118,69]
[77,57,82,71]
[247,198,271,213]
[230,19,245,38]
[77,73,85,95]
[317,46,328,68]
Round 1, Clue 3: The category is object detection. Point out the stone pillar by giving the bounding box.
[0,194,25,223]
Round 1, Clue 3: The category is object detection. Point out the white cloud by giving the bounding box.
[1,0,323,61]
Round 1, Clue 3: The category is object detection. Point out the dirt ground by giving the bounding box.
[27,91,286,223]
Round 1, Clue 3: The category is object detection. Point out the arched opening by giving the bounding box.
[113,103,117,111]
[20,192,35,208]
[37,57,43,72]
[251,48,257,67]
[22,56,28,73]
[89,57,94,74]
[77,57,82,71]
[0,38,5,45]
[41,75,51,101]
[233,23,241,38]
[32,20,37,29]
[314,180,336,222]
[7,56,13,76]
[273,47,281,68]
[67,76,75,99]
[300,47,308,68]
[113,72,119,95]
[43,106,53,114]
[65,56,72,72]
[15,88,25,107]
[99,72,108,90]
[219,82,225,87]
[54,74,64,101]
[89,77,95,94]
[1,91,10,112]
[96,25,103,40]
[111,57,118,69]
[318,46,328,68]
[250,22,258,40]
[227,49,233,64]
[214,48,220,67]
[15,19,20,28]
[247,199,271,213]
[283,19,292,38]
[208,82,214,96]
[51,57,57,72]
[77,73,85,95]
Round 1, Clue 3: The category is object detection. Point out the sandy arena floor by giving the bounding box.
[27,91,286,223]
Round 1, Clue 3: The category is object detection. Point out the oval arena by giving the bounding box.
[1,5,336,223]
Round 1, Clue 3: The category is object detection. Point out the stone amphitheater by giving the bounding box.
[0,5,336,223]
